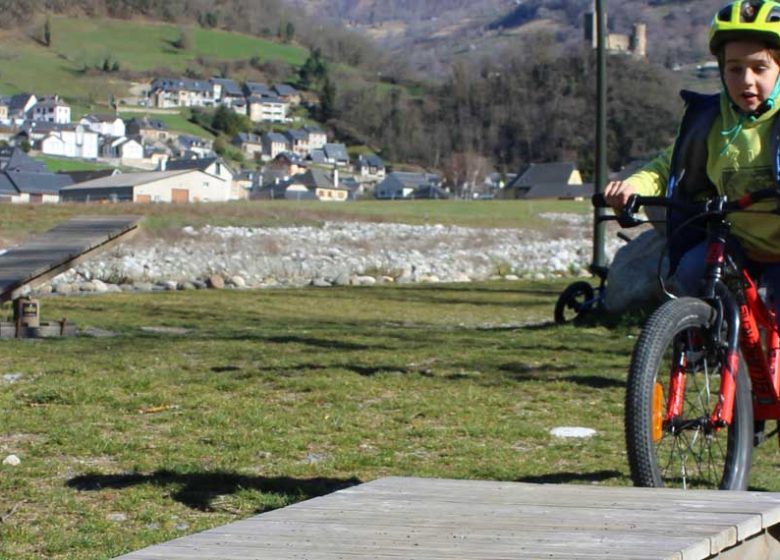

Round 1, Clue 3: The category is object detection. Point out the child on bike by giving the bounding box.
[604,0,780,308]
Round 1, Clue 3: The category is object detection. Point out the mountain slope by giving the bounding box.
[283,0,719,74]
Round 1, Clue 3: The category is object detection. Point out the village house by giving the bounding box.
[273,84,301,106]
[0,147,72,203]
[36,123,99,160]
[233,132,263,159]
[284,129,309,156]
[149,77,215,108]
[270,151,306,176]
[0,98,9,123]
[175,135,213,159]
[375,171,448,200]
[29,96,71,124]
[102,136,144,162]
[60,168,231,203]
[0,125,16,144]
[309,143,349,167]
[256,167,349,201]
[262,132,288,160]
[164,156,236,198]
[7,93,37,124]
[125,117,170,142]
[303,126,327,150]
[233,170,256,200]
[80,113,125,137]
[243,82,274,97]
[247,95,289,123]
[356,154,386,181]
[210,77,245,108]
[502,162,590,199]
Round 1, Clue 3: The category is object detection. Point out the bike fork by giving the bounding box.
[710,284,741,428]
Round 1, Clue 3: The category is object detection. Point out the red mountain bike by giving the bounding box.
[594,189,780,490]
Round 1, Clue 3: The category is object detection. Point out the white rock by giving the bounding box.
[550,426,597,439]
[3,454,21,466]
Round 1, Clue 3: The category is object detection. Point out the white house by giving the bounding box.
[303,126,327,150]
[103,137,144,162]
[149,77,215,108]
[60,169,232,203]
[247,96,289,123]
[39,124,99,159]
[263,132,289,160]
[29,96,71,124]
[80,114,126,137]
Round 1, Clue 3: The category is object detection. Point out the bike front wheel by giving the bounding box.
[625,297,753,490]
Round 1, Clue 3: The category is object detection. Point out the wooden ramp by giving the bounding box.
[0,215,141,301]
[114,476,780,560]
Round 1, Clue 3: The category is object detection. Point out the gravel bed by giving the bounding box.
[27,213,622,295]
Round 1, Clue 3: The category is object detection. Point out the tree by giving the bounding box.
[173,27,192,51]
[284,21,295,43]
[211,106,252,137]
[299,48,327,90]
[43,16,51,47]
[319,77,337,121]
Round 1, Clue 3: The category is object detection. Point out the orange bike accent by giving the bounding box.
[652,382,664,443]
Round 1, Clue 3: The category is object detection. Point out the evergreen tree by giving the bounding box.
[43,16,51,47]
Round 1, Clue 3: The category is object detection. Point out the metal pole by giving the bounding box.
[592,0,608,269]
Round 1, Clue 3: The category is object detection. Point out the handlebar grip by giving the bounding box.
[592,193,609,208]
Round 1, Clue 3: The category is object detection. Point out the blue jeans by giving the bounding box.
[674,241,780,319]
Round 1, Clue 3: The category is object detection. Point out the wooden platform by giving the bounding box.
[0,215,141,301]
[114,476,780,559]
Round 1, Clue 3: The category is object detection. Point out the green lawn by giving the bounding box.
[0,280,778,559]
[118,109,215,139]
[0,16,307,100]
[34,156,115,173]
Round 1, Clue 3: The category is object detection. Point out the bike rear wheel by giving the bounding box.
[554,281,595,324]
[625,297,753,490]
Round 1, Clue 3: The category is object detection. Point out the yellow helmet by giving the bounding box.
[709,0,780,54]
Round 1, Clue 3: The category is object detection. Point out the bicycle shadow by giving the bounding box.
[66,470,361,512]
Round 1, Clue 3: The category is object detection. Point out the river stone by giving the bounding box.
[207,274,225,289]
[605,229,668,313]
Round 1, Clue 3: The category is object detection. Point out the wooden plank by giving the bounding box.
[112,477,780,560]
[0,215,141,301]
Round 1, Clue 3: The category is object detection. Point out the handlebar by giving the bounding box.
[591,188,780,228]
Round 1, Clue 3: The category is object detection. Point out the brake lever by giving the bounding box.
[616,194,645,228]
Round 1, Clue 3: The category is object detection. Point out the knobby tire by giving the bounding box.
[625,297,753,490]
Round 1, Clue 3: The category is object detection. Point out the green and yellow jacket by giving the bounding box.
[629,90,780,264]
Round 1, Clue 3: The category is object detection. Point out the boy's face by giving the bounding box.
[723,40,780,113]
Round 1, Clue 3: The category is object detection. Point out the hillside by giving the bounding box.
[0,15,308,103]
[284,0,720,75]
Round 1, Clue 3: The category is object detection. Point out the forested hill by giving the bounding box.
[286,0,721,73]
[0,0,696,182]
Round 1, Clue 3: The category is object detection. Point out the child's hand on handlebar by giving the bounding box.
[604,180,639,211]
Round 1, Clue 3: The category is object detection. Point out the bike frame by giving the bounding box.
[664,211,780,430]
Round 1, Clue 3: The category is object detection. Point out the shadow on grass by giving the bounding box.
[516,470,625,484]
[67,470,361,512]
[500,363,625,389]
[265,335,374,351]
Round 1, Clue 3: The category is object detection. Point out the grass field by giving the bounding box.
[0,16,307,100]
[2,199,775,559]
[0,280,778,559]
